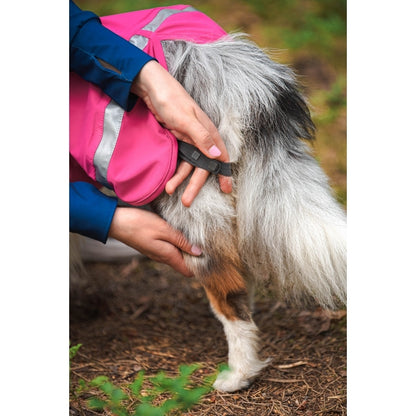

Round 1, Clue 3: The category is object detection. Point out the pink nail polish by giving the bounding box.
[209,145,221,157]
[191,245,202,256]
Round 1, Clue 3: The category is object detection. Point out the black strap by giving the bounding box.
[177,141,232,176]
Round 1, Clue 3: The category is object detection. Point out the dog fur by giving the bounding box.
[148,34,347,392]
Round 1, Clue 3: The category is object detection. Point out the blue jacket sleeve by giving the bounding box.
[70,182,118,243]
[70,0,155,111]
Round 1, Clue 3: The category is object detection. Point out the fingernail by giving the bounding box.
[208,145,221,157]
[191,245,203,256]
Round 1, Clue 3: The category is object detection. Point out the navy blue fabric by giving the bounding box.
[70,0,154,111]
[70,182,118,243]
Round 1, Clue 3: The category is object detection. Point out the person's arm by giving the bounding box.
[131,60,233,206]
[70,182,118,243]
[70,0,154,111]
[70,182,201,276]
[70,1,232,206]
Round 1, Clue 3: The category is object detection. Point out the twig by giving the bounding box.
[134,347,175,358]
[130,303,150,319]
[265,378,304,383]
[71,370,90,382]
[277,360,314,369]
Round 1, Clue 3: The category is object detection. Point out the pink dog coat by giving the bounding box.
[70,5,227,205]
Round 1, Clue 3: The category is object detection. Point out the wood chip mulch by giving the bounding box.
[70,256,346,415]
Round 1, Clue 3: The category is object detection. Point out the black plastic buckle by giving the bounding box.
[177,141,232,176]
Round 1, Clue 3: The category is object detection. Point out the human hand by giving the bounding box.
[131,60,232,207]
[108,207,201,277]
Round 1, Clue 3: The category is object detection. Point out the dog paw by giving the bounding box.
[213,369,251,392]
[213,356,271,392]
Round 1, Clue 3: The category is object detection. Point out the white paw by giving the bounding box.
[213,369,251,392]
[213,357,272,392]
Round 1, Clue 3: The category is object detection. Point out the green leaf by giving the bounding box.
[110,405,130,416]
[179,363,199,378]
[150,372,175,393]
[160,398,180,413]
[134,402,165,416]
[110,387,128,403]
[76,379,87,394]
[90,375,110,386]
[130,371,145,397]
[100,381,116,396]
[69,343,82,361]
[217,363,230,373]
[178,387,207,409]
[87,397,107,410]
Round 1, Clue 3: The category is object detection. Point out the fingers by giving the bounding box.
[165,161,210,207]
[176,110,233,200]
[160,245,195,277]
[160,223,203,277]
[181,168,210,207]
[166,161,232,206]
[218,175,233,195]
[108,207,201,278]
[165,161,193,195]
[165,225,202,258]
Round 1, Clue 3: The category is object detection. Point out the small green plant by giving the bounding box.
[80,364,215,415]
[71,343,223,416]
[69,342,82,368]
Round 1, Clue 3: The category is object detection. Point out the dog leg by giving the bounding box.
[152,185,268,391]
[201,262,269,392]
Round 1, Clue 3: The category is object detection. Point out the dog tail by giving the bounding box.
[228,47,346,309]
[162,35,346,308]
[237,140,347,308]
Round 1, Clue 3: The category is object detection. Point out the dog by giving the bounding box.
[146,34,347,392]
[71,9,346,393]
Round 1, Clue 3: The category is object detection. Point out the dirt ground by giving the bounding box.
[70,256,346,416]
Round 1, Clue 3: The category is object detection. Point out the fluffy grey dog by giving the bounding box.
[149,34,346,392]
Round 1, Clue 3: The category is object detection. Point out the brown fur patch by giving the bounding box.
[205,286,251,321]
[193,227,251,321]
[203,264,251,321]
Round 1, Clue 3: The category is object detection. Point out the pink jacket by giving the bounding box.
[70,5,226,206]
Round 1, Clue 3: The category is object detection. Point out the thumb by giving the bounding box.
[173,115,228,163]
